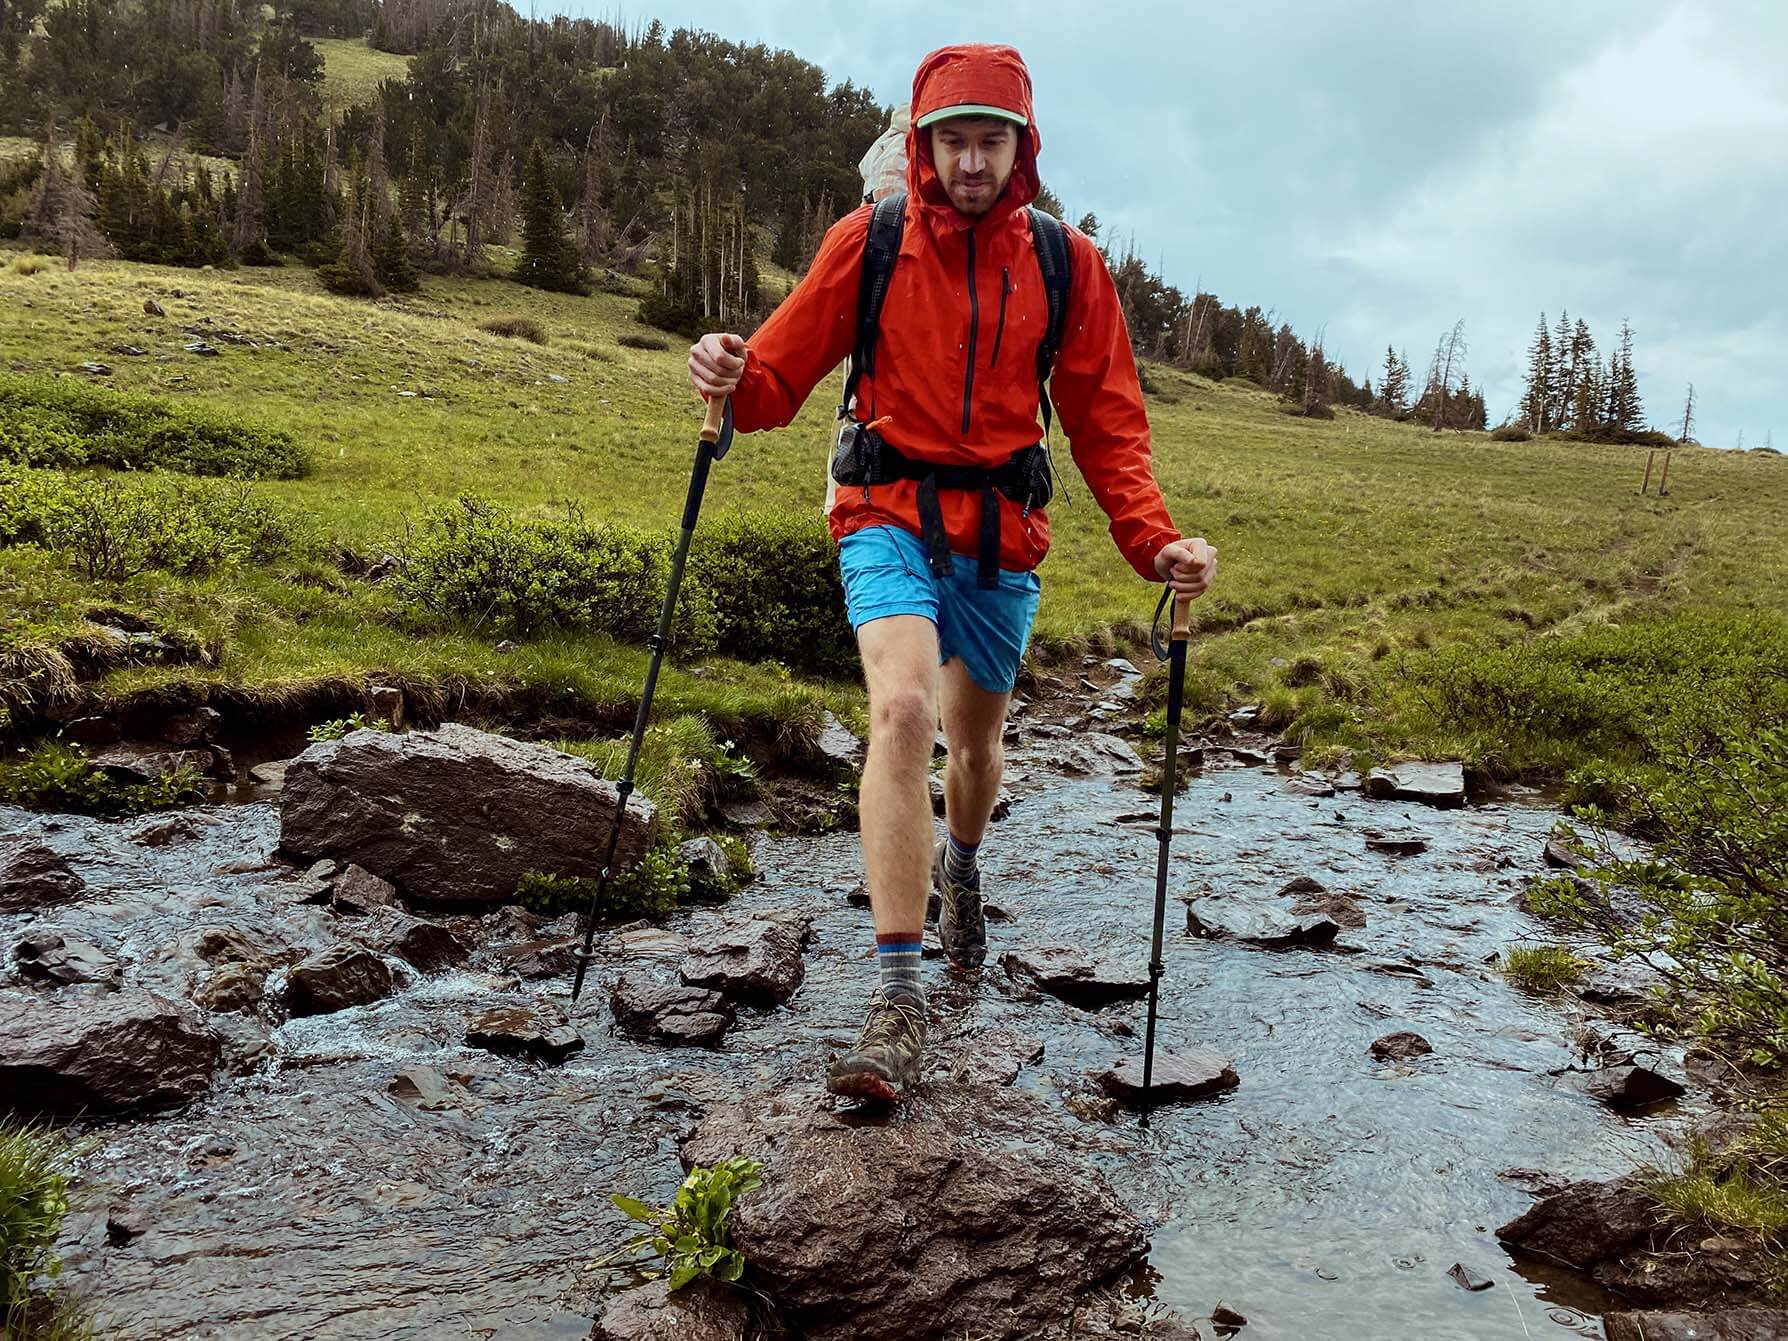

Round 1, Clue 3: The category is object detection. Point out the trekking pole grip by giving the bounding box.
[1170,592,1193,642]
[700,394,728,444]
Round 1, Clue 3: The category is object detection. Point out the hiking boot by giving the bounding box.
[826,988,927,1105]
[933,839,987,970]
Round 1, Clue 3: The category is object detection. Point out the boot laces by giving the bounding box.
[860,992,925,1050]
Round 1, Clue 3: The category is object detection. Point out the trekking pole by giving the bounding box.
[570,394,734,1003]
[1141,586,1194,1123]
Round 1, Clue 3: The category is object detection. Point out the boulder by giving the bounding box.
[1543,836,1584,869]
[682,1083,1149,1341]
[1184,893,1339,948]
[1574,1063,1686,1109]
[383,916,474,973]
[1604,1311,1788,1341]
[946,1029,1044,1087]
[332,863,397,913]
[1055,732,1145,777]
[194,926,273,965]
[465,1000,583,1063]
[1496,1176,1662,1270]
[1369,1031,1434,1062]
[495,936,581,979]
[191,962,267,1014]
[998,944,1150,1007]
[679,837,735,897]
[278,723,658,904]
[13,931,120,987]
[680,911,810,1005]
[0,836,84,914]
[0,989,218,1115]
[610,976,734,1046]
[1099,1048,1239,1107]
[284,946,396,1016]
[590,1278,751,1341]
[1363,761,1467,808]
[90,742,213,783]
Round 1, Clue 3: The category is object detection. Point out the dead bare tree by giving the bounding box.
[1430,319,1466,433]
[1678,382,1696,444]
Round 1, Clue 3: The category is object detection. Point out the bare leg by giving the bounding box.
[857,616,942,940]
[938,657,1011,847]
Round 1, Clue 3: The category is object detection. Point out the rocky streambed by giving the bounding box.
[0,671,1763,1340]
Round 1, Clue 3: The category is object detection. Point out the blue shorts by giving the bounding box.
[837,524,1042,694]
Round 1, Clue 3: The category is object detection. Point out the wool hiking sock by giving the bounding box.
[876,932,925,1003]
[943,831,980,885]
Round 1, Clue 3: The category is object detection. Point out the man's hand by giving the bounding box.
[1154,537,1217,598]
[688,333,747,399]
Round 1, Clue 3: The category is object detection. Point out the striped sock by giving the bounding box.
[876,932,925,1003]
[944,831,980,885]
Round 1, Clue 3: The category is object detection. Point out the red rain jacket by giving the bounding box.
[731,43,1180,580]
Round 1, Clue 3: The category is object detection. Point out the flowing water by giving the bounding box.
[15,713,1694,1341]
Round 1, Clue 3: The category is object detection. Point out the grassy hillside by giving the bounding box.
[2,248,1785,772]
[314,37,412,114]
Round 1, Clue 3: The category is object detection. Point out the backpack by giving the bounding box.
[839,190,1073,434]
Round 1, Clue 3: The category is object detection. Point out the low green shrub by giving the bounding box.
[515,841,692,923]
[306,712,393,743]
[689,511,854,678]
[0,741,206,817]
[1500,943,1586,994]
[1,1118,78,1321]
[1643,1111,1788,1266]
[616,330,670,351]
[1489,424,1531,442]
[0,374,308,478]
[479,316,547,344]
[608,1157,763,1290]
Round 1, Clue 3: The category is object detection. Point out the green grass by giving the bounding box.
[1644,1109,1788,1280]
[1501,943,1587,994]
[314,37,411,114]
[0,249,1785,773]
[1,1117,88,1338]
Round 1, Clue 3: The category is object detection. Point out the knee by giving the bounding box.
[950,737,1003,781]
[870,689,935,763]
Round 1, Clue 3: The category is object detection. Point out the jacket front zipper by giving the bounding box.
[990,266,1010,369]
[962,231,979,435]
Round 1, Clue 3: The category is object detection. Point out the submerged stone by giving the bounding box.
[465,1000,583,1062]
[1099,1048,1239,1107]
[0,835,85,913]
[1574,1063,1686,1109]
[1370,1031,1434,1062]
[999,943,1150,1006]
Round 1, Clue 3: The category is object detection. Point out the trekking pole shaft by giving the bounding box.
[570,435,718,1001]
[1142,594,1193,1119]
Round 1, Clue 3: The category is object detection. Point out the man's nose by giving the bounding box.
[962,145,985,174]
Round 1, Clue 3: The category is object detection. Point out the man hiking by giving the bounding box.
[687,42,1216,1105]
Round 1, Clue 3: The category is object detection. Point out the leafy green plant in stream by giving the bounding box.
[609,1157,764,1290]
[1535,724,1788,1068]
[1,1118,81,1326]
[1500,943,1586,995]
[0,741,204,817]
[306,711,393,743]
[515,842,691,922]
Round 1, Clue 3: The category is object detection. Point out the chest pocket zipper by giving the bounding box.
[990,267,1011,369]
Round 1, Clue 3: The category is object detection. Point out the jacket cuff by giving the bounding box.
[1124,528,1183,581]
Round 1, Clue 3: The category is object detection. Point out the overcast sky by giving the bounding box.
[581,1,1785,449]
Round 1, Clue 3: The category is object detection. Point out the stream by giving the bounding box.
[11,698,1697,1340]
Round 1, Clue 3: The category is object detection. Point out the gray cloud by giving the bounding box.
[581,0,1784,446]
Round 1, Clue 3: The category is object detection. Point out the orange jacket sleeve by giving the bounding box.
[1050,228,1182,580]
[730,206,872,434]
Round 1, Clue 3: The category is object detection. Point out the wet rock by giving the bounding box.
[682,1083,1149,1341]
[1369,1031,1434,1062]
[279,722,658,904]
[947,1028,1044,1086]
[999,943,1150,1007]
[388,1065,481,1114]
[1100,1048,1239,1107]
[1577,961,1659,1008]
[612,924,690,960]
[331,863,397,913]
[610,976,734,1046]
[0,837,84,913]
[680,911,810,1005]
[14,931,120,987]
[63,715,119,747]
[590,1277,752,1341]
[679,837,734,896]
[1287,884,1366,929]
[1495,1176,1661,1270]
[1603,1309,1788,1341]
[194,927,272,965]
[90,742,213,783]
[1447,1262,1494,1291]
[210,1013,276,1073]
[1184,893,1339,948]
[1574,1063,1686,1109]
[1285,774,1336,797]
[465,1000,583,1062]
[191,962,267,1014]
[928,777,1014,820]
[814,710,864,773]
[1543,835,1584,869]
[0,989,219,1115]
[284,946,396,1016]
[719,798,774,827]
[1364,830,1429,857]
[153,706,223,746]
[1364,762,1467,808]
[382,916,474,973]
[248,759,291,792]
[494,936,581,979]
[1497,1167,1570,1198]
[1056,732,1146,777]
[133,814,200,847]
[367,685,405,729]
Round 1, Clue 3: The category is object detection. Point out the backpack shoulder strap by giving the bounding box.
[840,191,907,417]
[1027,206,1073,433]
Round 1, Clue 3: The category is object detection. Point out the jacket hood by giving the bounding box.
[907,44,1041,228]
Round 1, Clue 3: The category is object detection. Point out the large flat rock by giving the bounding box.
[1364,761,1468,808]
[1495,1176,1663,1270]
[999,943,1149,1007]
[278,723,658,904]
[682,1083,1149,1341]
[0,989,219,1115]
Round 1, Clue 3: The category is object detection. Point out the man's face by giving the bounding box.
[929,117,1019,217]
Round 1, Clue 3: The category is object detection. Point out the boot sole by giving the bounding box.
[826,1068,903,1106]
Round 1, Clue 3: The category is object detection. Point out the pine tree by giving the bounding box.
[233,120,271,262]
[1378,344,1407,414]
[512,139,589,295]
[1549,308,1573,431]
[24,123,111,268]
[1607,320,1644,438]
[1519,313,1552,433]
[373,208,418,291]
[576,126,609,263]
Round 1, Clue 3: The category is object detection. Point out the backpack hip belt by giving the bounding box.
[835,190,1073,592]
[830,422,1053,589]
